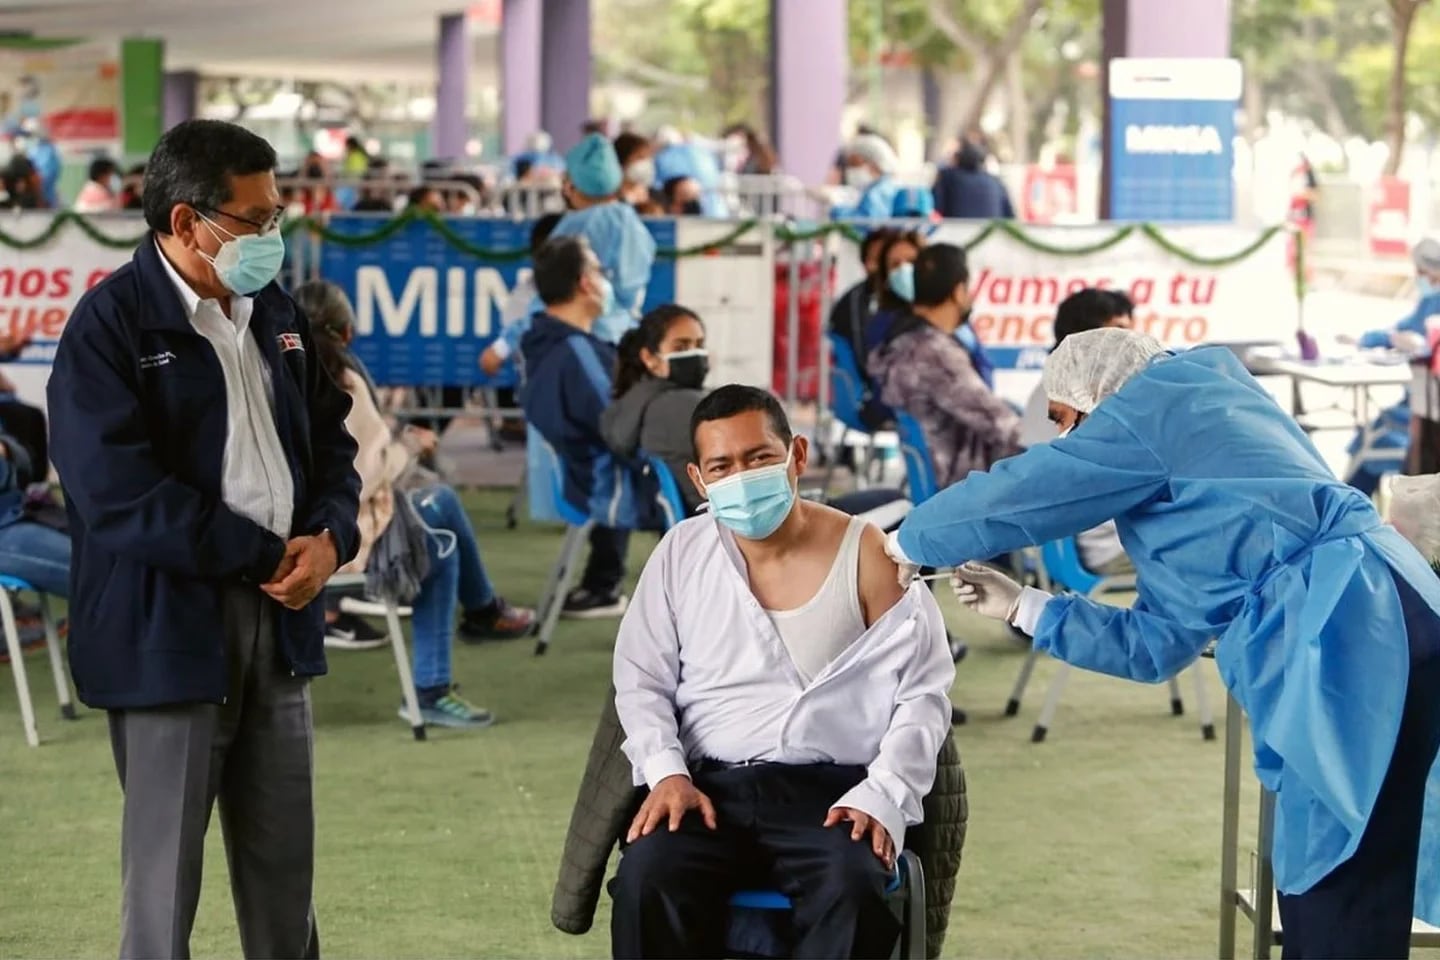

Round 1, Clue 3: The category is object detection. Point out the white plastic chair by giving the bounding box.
[326,573,426,741]
[2,575,75,747]
[1005,539,1215,744]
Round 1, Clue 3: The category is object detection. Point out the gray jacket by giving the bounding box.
[599,378,705,513]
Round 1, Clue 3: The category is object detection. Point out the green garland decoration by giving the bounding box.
[0,209,147,250]
[0,208,1296,293]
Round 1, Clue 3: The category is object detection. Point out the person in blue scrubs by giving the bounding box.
[832,133,901,222]
[887,327,1440,959]
[1342,237,1440,494]
[484,134,657,366]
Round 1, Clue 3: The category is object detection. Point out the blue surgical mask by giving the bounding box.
[595,274,616,316]
[201,216,286,295]
[1419,275,1438,298]
[702,446,796,540]
[108,173,122,194]
[888,262,915,303]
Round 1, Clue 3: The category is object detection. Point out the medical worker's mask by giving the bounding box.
[626,158,656,187]
[1420,275,1438,298]
[702,446,797,540]
[663,349,708,390]
[199,216,286,295]
[888,262,915,303]
[845,166,876,189]
[108,173,122,195]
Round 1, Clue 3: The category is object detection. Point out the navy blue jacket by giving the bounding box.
[520,312,658,529]
[48,238,360,709]
[932,166,1015,220]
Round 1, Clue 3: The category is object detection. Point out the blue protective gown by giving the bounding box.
[540,201,657,345]
[1346,291,1440,490]
[896,345,1440,918]
[832,176,901,222]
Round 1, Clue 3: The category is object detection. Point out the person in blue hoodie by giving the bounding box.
[1341,237,1440,494]
[486,134,657,367]
[522,235,660,618]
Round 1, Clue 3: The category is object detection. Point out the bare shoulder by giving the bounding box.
[856,520,905,626]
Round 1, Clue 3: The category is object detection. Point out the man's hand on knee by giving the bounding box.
[627,775,718,842]
[824,806,895,870]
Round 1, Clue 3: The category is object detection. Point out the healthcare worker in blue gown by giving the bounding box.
[483,132,657,366]
[885,326,1440,959]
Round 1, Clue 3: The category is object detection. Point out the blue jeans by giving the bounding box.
[0,519,70,597]
[408,485,496,690]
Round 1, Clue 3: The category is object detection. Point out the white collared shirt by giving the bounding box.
[613,514,956,846]
[155,241,294,538]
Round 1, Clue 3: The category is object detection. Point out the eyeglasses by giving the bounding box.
[200,204,286,233]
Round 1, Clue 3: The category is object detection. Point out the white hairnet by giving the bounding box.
[1413,237,1440,275]
[848,133,898,175]
[1043,328,1167,413]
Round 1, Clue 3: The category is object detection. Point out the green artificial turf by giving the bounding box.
[0,489,1281,958]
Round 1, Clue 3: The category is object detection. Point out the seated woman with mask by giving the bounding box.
[297,281,536,729]
[601,306,710,514]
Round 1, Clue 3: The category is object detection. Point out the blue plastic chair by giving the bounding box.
[892,411,939,505]
[0,574,75,747]
[825,332,898,490]
[725,850,925,958]
[641,453,688,532]
[1005,536,1215,743]
[531,436,596,657]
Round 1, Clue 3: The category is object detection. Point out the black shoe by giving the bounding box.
[948,632,968,663]
[560,588,629,620]
[324,612,387,650]
[459,598,536,642]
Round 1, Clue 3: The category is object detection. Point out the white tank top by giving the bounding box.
[765,516,868,684]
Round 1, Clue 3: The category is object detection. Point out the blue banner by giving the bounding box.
[1107,59,1241,223]
[318,216,677,387]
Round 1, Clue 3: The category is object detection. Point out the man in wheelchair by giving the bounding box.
[611,385,955,959]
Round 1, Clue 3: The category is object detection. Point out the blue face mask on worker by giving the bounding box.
[199,215,286,295]
[1419,275,1439,298]
[702,444,797,540]
[888,262,915,302]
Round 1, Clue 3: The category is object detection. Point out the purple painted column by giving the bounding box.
[162,70,198,131]
[1100,0,1230,217]
[433,13,471,162]
[770,0,847,186]
[540,0,591,153]
[501,0,542,156]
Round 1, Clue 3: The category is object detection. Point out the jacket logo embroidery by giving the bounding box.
[277,332,304,353]
[139,351,177,370]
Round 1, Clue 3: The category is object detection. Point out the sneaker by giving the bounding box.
[325,612,388,650]
[947,632,969,663]
[459,599,536,642]
[561,588,629,620]
[400,690,495,729]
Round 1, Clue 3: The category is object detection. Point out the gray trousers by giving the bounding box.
[107,588,319,960]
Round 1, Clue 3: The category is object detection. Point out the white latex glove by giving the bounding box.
[884,531,920,588]
[950,562,1023,622]
[1393,330,1428,356]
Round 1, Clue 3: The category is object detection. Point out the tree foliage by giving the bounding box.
[592,0,1440,172]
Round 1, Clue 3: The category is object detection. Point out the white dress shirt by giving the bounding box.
[613,514,956,846]
[156,242,295,538]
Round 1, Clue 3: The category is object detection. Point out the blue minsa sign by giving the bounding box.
[1108,58,1242,223]
[318,216,677,387]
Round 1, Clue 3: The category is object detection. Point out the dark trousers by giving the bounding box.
[582,525,629,595]
[1277,576,1440,959]
[610,763,900,960]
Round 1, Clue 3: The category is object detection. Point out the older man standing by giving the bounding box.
[48,119,360,960]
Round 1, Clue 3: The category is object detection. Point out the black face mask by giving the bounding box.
[665,351,709,390]
[680,200,703,216]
